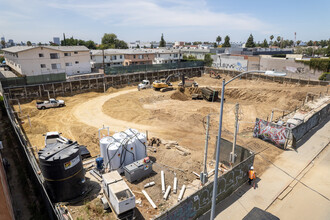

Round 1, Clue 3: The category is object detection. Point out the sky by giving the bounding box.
[0,0,329,44]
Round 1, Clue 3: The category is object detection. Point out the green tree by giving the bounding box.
[277,36,281,42]
[151,44,154,49]
[0,56,4,63]
[296,40,301,46]
[213,42,217,48]
[85,40,96,49]
[1,40,5,48]
[204,54,213,67]
[261,39,269,48]
[326,43,330,57]
[270,35,274,45]
[26,41,32,46]
[245,34,256,48]
[216,36,222,45]
[159,33,166,47]
[136,44,140,48]
[222,35,231,47]
[307,40,313,46]
[101,33,128,49]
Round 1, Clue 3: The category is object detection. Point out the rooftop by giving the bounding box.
[2,45,89,53]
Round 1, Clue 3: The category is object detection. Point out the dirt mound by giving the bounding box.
[170,91,189,101]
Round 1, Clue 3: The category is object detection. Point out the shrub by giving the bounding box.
[318,72,330,81]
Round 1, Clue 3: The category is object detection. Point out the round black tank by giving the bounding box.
[38,141,85,202]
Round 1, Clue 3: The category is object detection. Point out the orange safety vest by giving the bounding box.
[249,170,256,179]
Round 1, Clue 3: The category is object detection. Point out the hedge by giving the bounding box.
[296,58,330,72]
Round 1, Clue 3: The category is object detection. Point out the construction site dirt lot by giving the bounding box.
[14,73,328,219]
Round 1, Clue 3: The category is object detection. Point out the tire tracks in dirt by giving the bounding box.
[73,88,156,133]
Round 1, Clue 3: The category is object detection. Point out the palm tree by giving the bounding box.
[270,35,274,44]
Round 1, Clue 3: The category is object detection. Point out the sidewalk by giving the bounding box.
[200,118,330,220]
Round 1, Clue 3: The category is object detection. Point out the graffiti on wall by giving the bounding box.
[212,61,247,71]
[253,118,288,147]
[156,156,254,220]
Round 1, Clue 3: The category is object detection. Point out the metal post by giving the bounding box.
[270,109,274,122]
[210,79,225,220]
[230,103,239,164]
[203,115,210,179]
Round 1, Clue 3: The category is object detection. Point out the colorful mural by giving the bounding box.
[253,118,288,147]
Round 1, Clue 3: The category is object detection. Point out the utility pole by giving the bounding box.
[230,103,239,164]
[102,49,105,73]
[202,115,210,185]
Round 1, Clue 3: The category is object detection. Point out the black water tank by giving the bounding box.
[38,142,85,202]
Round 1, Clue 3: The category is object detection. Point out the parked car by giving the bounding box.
[36,98,65,110]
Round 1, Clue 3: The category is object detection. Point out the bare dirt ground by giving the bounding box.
[13,74,328,219]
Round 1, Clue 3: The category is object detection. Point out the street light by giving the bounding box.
[210,70,265,220]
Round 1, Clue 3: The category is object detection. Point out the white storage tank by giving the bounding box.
[107,142,122,170]
[100,136,117,167]
[123,140,136,166]
[125,129,147,160]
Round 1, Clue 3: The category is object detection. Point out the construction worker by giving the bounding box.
[248,166,256,187]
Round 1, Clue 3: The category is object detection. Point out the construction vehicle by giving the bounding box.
[209,70,221,79]
[178,77,198,88]
[152,74,174,92]
[137,80,151,91]
[153,72,190,92]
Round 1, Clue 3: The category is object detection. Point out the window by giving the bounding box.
[75,61,79,64]
[51,63,61,69]
[120,55,123,59]
[133,55,136,59]
[39,53,44,57]
[138,55,144,59]
[40,64,46,68]
[74,51,78,54]
[65,62,72,67]
[104,56,107,59]
[50,53,59,59]
[64,52,71,56]
[112,55,117,60]
[77,71,80,73]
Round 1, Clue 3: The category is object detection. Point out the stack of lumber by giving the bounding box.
[201,87,219,102]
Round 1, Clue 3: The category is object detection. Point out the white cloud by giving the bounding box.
[48,0,268,31]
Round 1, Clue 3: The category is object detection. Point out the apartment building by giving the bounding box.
[153,49,182,64]
[2,46,91,76]
[90,49,125,69]
[123,49,155,66]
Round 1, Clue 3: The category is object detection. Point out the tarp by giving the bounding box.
[253,118,288,147]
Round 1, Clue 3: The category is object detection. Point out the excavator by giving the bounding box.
[153,73,177,92]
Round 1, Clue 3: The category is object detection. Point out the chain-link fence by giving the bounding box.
[0,73,66,88]
[105,61,204,75]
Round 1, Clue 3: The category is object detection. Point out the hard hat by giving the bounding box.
[250,166,254,170]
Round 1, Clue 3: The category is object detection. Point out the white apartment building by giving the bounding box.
[2,46,91,76]
[153,49,182,64]
[90,49,125,69]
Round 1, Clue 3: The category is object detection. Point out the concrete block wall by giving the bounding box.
[205,67,329,86]
[156,143,254,220]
